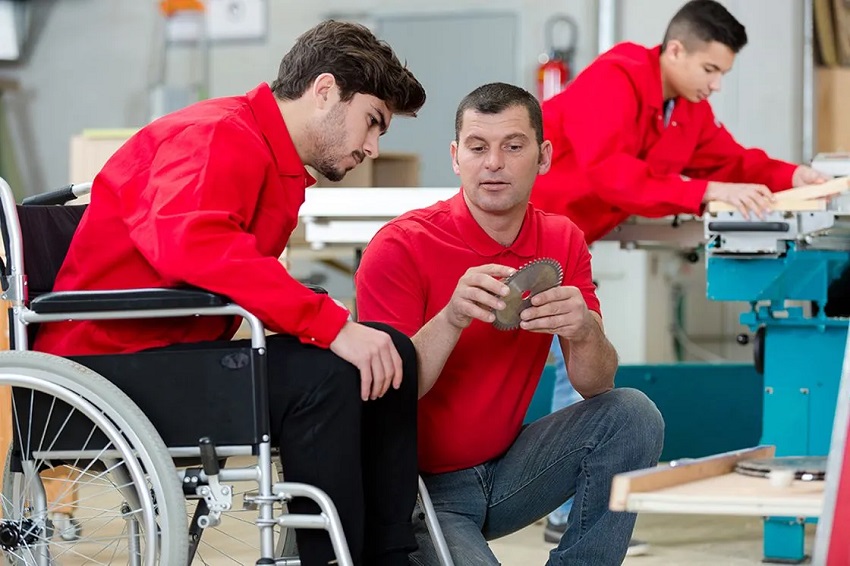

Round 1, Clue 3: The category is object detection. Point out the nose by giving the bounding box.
[709,75,722,92]
[363,129,380,159]
[484,147,504,171]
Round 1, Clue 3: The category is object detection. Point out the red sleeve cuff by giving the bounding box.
[678,178,709,214]
[770,163,798,192]
[297,296,350,348]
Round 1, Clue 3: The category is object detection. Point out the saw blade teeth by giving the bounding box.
[491,257,564,332]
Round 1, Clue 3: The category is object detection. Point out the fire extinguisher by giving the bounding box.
[537,15,578,102]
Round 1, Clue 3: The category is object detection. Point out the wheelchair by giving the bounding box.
[0,178,453,565]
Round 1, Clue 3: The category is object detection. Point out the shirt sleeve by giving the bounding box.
[682,106,797,191]
[564,232,601,317]
[555,64,707,216]
[121,121,348,348]
[355,223,427,337]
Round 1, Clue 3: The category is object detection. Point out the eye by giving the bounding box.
[369,115,379,127]
[506,144,523,151]
[469,146,485,153]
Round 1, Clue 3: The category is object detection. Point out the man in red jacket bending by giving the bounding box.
[35,20,425,566]
[531,0,828,549]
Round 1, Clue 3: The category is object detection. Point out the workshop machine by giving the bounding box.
[703,153,850,562]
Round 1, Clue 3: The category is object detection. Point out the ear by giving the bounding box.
[537,140,553,175]
[665,39,686,61]
[450,141,461,176]
[311,73,337,110]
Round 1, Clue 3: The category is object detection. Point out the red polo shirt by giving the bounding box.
[35,83,349,356]
[531,42,798,243]
[355,192,600,474]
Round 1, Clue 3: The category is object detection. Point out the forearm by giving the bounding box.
[560,319,618,398]
[411,309,463,398]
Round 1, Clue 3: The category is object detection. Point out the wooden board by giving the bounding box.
[610,445,774,511]
[620,471,824,517]
[773,176,850,201]
[706,199,827,213]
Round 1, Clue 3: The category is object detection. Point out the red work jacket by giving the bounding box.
[35,83,349,356]
[531,42,797,243]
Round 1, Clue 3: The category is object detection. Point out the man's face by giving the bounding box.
[451,106,552,217]
[312,91,391,182]
[666,39,736,103]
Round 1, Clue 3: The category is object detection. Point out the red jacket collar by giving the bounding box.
[247,83,315,183]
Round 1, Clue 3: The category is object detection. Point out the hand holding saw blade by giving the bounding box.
[492,258,564,331]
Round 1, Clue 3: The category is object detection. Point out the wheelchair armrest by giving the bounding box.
[30,287,228,314]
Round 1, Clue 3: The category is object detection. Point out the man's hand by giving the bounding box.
[443,264,516,330]
[703,181,774,220]
[519,286,595,341]
[792,165,830,187]
[330,321,403,402]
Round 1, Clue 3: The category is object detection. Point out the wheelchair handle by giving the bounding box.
[198,437,221,476]
[22,182,92,206]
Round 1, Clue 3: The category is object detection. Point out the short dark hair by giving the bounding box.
[454,83,544,145]
[662,0,748,53]
[271,20,426,116]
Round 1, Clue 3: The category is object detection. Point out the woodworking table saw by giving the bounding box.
[700,160,850,563]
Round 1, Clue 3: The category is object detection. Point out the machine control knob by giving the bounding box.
[736,333,750,345]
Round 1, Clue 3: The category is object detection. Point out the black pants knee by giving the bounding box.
[266,322,419,566]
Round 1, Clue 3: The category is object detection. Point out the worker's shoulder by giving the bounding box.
[373,196,456,242]
[582,42,656,83]
[146,94,263,145]
[533,206,588,242]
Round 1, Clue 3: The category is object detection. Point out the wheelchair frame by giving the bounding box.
[0,177,454,566]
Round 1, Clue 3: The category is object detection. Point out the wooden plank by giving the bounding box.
[773,176,850,201]
[623,472,824,517]
[706,199,827,213]
[609,445,775,511]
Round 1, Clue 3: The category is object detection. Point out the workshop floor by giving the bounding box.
[491,514,818,565]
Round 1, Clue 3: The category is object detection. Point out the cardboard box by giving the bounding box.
[69,129,136,203]
[310,152,419,187]
[69,129,136,184]
[817,67,850,152]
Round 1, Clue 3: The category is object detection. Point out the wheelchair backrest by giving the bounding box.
[0,204,87,302]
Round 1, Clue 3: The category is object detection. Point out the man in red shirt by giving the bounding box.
[532,0,829,546]
[34,21,426,566]
[356,83,664,565]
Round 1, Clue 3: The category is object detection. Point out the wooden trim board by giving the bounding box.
[773,176,850,201]
[610,445,774,511]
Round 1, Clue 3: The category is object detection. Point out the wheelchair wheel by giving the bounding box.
[0,350,187,565]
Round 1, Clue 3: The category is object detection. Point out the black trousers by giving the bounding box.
[264,322,419,565]
[165,322,419,566]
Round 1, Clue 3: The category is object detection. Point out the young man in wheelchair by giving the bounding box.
[34,20,426,566]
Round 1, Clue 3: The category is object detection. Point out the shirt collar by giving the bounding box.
[247,83,315,184]
[647,44,664,110]
[450,190,537,258]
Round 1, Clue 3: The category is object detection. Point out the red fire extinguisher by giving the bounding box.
[537,15,578,102]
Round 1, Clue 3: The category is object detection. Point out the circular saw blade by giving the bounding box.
[493,258,564,331]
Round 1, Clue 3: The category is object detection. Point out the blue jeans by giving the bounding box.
[549,338,583,525]
[409,388,665,565]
